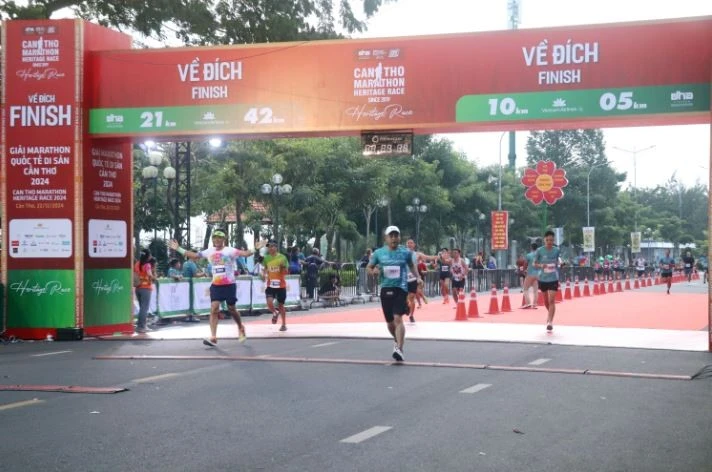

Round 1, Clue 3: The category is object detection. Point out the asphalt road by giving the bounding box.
[1,337,711,472]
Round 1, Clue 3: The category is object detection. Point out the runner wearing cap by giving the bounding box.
[367,225,421,362]
[170,230,263,347]
[262,239,289,331]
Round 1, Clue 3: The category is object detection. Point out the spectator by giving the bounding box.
[318,273,342,305]
[182,251,205,278]
[134,248,156,334]
[303,248,325,299]
[252,254,264,276]
[487,253,497,269]
[167,258,183,281]
[288,246,302,274]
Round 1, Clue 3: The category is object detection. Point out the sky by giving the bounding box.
[355,0,712,189]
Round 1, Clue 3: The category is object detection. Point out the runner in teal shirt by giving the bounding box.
[659,249,675,294]
[533,230,561,332]
[368,225,420,362]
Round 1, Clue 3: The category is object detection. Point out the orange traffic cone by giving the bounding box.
[624,276,631,290]
[573,279,581,298]
[599,280,606,294]
[468,290,481,318]
[501,286,512,312]
[647,274,653,287]
[486,286,500,314]
[564,280,572,300]
[583,278,591,296]
[455,293,468,321]
[615,278,623,292]
[592,279,599,295]
[537,290,545,306]
[634,277,640,289]
[555,285,563,302]
[608,279,615,293]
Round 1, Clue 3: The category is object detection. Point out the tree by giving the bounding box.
[0,0,396,44]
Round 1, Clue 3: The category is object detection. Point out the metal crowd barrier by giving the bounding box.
[144,275,302,318]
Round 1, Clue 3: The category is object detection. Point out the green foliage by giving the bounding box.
[0,0,395,44]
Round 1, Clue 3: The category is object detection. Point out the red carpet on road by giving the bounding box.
[258,291,707,331]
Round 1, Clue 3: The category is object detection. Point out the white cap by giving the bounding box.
[384,225,400,235]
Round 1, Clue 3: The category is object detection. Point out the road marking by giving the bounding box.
[132,373,180,383]
[340,426,392,443]
[311,342,339,348]
[528,358,551,366]
[0,398,44,411]
[460,383,492,394]
[31,350,72,357]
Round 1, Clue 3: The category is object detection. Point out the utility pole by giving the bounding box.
[506,0,520,170]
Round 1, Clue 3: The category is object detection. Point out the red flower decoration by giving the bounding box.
[520,160,568,205]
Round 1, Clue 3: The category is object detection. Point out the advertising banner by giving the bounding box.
[6,270,75,328]
[491,211,509,251]
[87,17,712,138]
[582,227,595,253]
[631,232,642,254]
[84,269,132,326]
[157,279,191,316]
[554,227,564,246]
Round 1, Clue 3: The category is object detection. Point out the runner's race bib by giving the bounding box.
[685,264,691,268]
[441,265,450,272]
[214,266,226,274]
[384,266,401,279]
[662,264,670,270]
[544,263,556,273]
[270,280,281,288]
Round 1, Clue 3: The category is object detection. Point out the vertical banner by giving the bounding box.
[554,227,564,246]
[582,227,596,253]
[491,211,509,251]
[631,232,642,254]
[82,24,133,334]
[2,20,79,334]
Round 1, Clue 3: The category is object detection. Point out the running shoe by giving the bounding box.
[409,315,415,323]
[392,346,404,362]
[271,313,278,324]
[279,325,287,332]
[520,304,532,309]
[546,324,553,332]
[238,328,247,343]
[203,338,217,347]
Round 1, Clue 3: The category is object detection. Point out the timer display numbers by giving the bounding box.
[361,132,413,157]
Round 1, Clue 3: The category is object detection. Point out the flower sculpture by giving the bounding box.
[520,160,568,205]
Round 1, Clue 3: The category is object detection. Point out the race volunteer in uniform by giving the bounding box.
[170,231,262,347]
[368,226,421,362]
[263,240,289,332]
[533,230,561,332]
[659,249,675,295]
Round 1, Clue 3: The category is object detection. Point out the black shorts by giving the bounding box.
[684,267,693,275]
[407,280,418,294]
[538,280,559,292]
[210,283,237,305]
[439,272,451,281]
[380,287,408,323]
[636,270,645,278]
[265,287,287,304]
[452,279,465,289]
[661,272,673,279]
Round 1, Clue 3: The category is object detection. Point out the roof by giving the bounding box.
[206,201,267,224]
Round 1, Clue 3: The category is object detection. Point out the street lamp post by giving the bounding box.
[405,197,428,246]
[374,197,389,247]
[475,210,486,255]
[613,145,655,231]
[142,148,175,241]
[261,173,292,251]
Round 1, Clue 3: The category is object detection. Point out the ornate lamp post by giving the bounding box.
[406,197,428,246]
[261,173,292,250]
[142,148,175,241]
